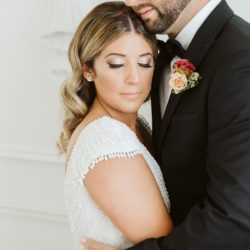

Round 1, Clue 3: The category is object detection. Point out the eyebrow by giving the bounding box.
[104,52,153,58]
[139,52,153,57]
[105,53,125,58]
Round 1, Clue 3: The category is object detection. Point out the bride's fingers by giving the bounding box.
[81,237,118,250]
[83,239,97,250]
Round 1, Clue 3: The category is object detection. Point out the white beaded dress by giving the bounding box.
[65,116,170,250]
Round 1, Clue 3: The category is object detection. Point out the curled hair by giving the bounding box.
[58,1,158,153]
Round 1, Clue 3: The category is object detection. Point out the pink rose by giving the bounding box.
[173,59,196,75]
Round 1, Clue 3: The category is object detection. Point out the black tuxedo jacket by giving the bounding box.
[129,1,250,249]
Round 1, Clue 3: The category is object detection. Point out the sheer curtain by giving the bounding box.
[40,0,151,123]
[41,0,111,79]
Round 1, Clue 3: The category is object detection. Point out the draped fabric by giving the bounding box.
[41,0,110,79]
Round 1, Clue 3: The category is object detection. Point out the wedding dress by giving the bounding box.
[65,116,170,250]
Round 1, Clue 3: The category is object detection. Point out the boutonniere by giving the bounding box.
[169,58,202,94]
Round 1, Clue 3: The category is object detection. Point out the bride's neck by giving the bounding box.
[90,98,138,132]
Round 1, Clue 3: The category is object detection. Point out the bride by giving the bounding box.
[58,2,173,249]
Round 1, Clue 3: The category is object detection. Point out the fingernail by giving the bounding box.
[81,236,88,245]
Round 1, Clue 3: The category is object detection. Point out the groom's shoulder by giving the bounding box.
[226,15,250,43]
[215,14,250,54]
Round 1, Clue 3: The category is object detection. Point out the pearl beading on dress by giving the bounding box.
[65,116,170,250]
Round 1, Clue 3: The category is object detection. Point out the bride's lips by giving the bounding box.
[120,91,142,100]
[138,7,155,20]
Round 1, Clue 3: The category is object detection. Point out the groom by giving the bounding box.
[83,0,250,249]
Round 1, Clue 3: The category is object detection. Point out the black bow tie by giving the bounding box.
[158,37,185,59]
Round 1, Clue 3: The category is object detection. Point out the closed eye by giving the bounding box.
[108,63,123,68]
[138,63,153,68]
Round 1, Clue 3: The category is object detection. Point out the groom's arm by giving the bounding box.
[126,50,250,250]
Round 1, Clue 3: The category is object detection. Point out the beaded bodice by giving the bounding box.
[65,116,170,250]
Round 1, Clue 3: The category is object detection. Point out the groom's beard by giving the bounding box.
[135,0,191,34]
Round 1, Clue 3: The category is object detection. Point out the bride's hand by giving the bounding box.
[81,237,119,250]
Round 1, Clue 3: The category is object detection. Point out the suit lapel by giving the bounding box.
[151,41,173,154]
[158,92,183,148]
[157,0,234,149]
[185,0,234,66]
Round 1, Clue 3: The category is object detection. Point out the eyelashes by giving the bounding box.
[108,63,153,68]
[138,63,153,68]
[108,63,123,68]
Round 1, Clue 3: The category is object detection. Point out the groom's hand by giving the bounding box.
[81,237,119,250]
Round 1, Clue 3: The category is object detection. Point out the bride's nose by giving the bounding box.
[125,65,140,85]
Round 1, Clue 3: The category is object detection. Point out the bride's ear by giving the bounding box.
[83,64,94,82]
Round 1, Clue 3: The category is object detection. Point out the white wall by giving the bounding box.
[0,1,249,250]
[0,0,74,249]
[227,0,250,21]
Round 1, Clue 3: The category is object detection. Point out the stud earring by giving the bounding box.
[86,75,93,82]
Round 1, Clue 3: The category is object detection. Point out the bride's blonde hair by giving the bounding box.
[58,1,158,153]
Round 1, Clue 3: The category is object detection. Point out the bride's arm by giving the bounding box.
[84,155,173,244]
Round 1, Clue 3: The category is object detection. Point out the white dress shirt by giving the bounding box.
[159,0,222,118]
